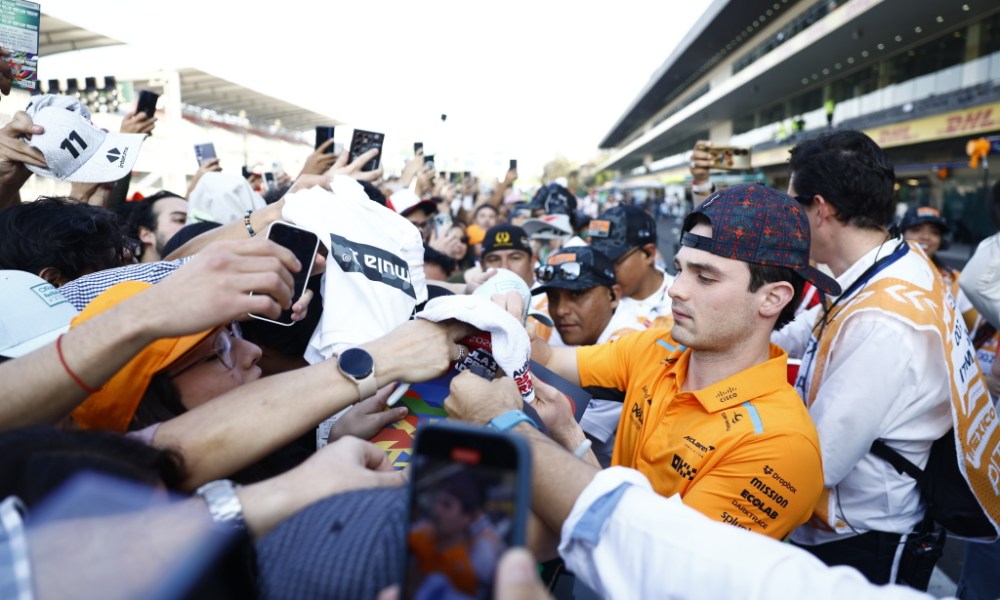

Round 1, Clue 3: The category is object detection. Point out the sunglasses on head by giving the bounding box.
[535,261,585,282]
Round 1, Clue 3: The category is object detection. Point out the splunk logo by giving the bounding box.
[328,233,416,298]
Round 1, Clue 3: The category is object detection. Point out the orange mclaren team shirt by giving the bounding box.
[576,329,824,539]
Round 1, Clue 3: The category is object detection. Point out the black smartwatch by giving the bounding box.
[337,347,377,401]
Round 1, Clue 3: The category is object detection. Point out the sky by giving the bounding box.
[38,0,713,180]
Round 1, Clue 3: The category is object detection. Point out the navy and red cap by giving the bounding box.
[681,183,841,296]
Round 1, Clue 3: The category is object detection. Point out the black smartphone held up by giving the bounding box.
[194,143,217,167]
[136,89,159,119]
[249,221,319,327]
[402,422,531,600]
[509,159,517,171]
[414,141,423,154]
[348,129,385,172]
[315,126,336,154]
[424,155,435,168]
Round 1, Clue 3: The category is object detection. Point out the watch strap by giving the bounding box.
[488,409,539,432]
[196,479,246,533]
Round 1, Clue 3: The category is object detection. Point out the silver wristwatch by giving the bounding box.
[196,479,246,533]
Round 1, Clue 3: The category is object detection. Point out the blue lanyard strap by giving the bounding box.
[815,241,909,332]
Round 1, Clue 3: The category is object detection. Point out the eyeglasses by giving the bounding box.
[536,262,584,282]
[169,322,243,378]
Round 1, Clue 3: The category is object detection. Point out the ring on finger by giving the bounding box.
[452,343,469,363]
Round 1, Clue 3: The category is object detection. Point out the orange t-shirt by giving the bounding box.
[576,329,824,539]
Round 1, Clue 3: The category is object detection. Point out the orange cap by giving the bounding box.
[69,281,214,432]
[466,223,486,245]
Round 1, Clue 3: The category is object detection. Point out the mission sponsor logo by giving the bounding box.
[762,465,797,494]
[328,233,416,299]
[738,477,791,520]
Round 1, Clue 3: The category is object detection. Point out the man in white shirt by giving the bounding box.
[772,130,970,590]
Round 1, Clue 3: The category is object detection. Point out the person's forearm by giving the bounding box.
[0,297,162,430]
[514,424,599,533]
[164,201,284,260]
[153,359,360,490]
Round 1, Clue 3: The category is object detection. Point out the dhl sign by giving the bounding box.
[752,102,1000,167]
[866,102,1000,149]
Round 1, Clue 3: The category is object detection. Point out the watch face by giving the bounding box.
[339,348,374,379]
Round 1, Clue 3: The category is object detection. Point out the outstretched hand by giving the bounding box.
[142,238,301,338]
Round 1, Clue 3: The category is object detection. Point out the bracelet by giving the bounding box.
[56,334,101,393]
[572,438,593,459]
[243,210,256,238]
[196,479,247,533]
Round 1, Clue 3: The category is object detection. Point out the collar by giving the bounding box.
[684,344,790,413]
[830,238,900,301]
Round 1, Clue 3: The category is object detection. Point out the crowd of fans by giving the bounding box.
[0,58,998,600]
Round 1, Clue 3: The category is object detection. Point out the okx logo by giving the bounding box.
[671,454,697,480]
[106,148,121,162]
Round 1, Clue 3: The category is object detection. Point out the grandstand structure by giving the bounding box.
[599,0,1000,242]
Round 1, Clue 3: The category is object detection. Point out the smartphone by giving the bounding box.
[262,172,277,191]
[433,212,453,238]
[414,142,423,154]
[315,126,336,153]
[424,154,436,168]
[707,146,752,170]
[194,143,217,167]
[509,159,517,171]
[136,89,159,119]
[348,129,385,172]
[403,422,531,600]
[449,172,461,184]
[249,221,319,326]
[463,171,471,180]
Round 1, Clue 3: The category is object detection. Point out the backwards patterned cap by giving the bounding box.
[681,183,841,296]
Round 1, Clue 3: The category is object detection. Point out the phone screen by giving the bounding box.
[194,143,216,167]
[348,129,385,172]
[414,142,424,154]
[137,89,159,119]
[315,126,336,153]
[403,423,530,600]
[509,159,517,171]
[707,146,752,170]
[249,221,319,326]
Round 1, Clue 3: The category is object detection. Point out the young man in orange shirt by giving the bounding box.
[525,183,841,539]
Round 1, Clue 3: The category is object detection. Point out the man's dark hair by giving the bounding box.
[748,263,805,331]
[423,244,456,276]
[113,191,184,259]
[0,197,133,283]
[788,130,896,230]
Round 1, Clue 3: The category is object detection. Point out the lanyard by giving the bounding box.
[797,241,909,396]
